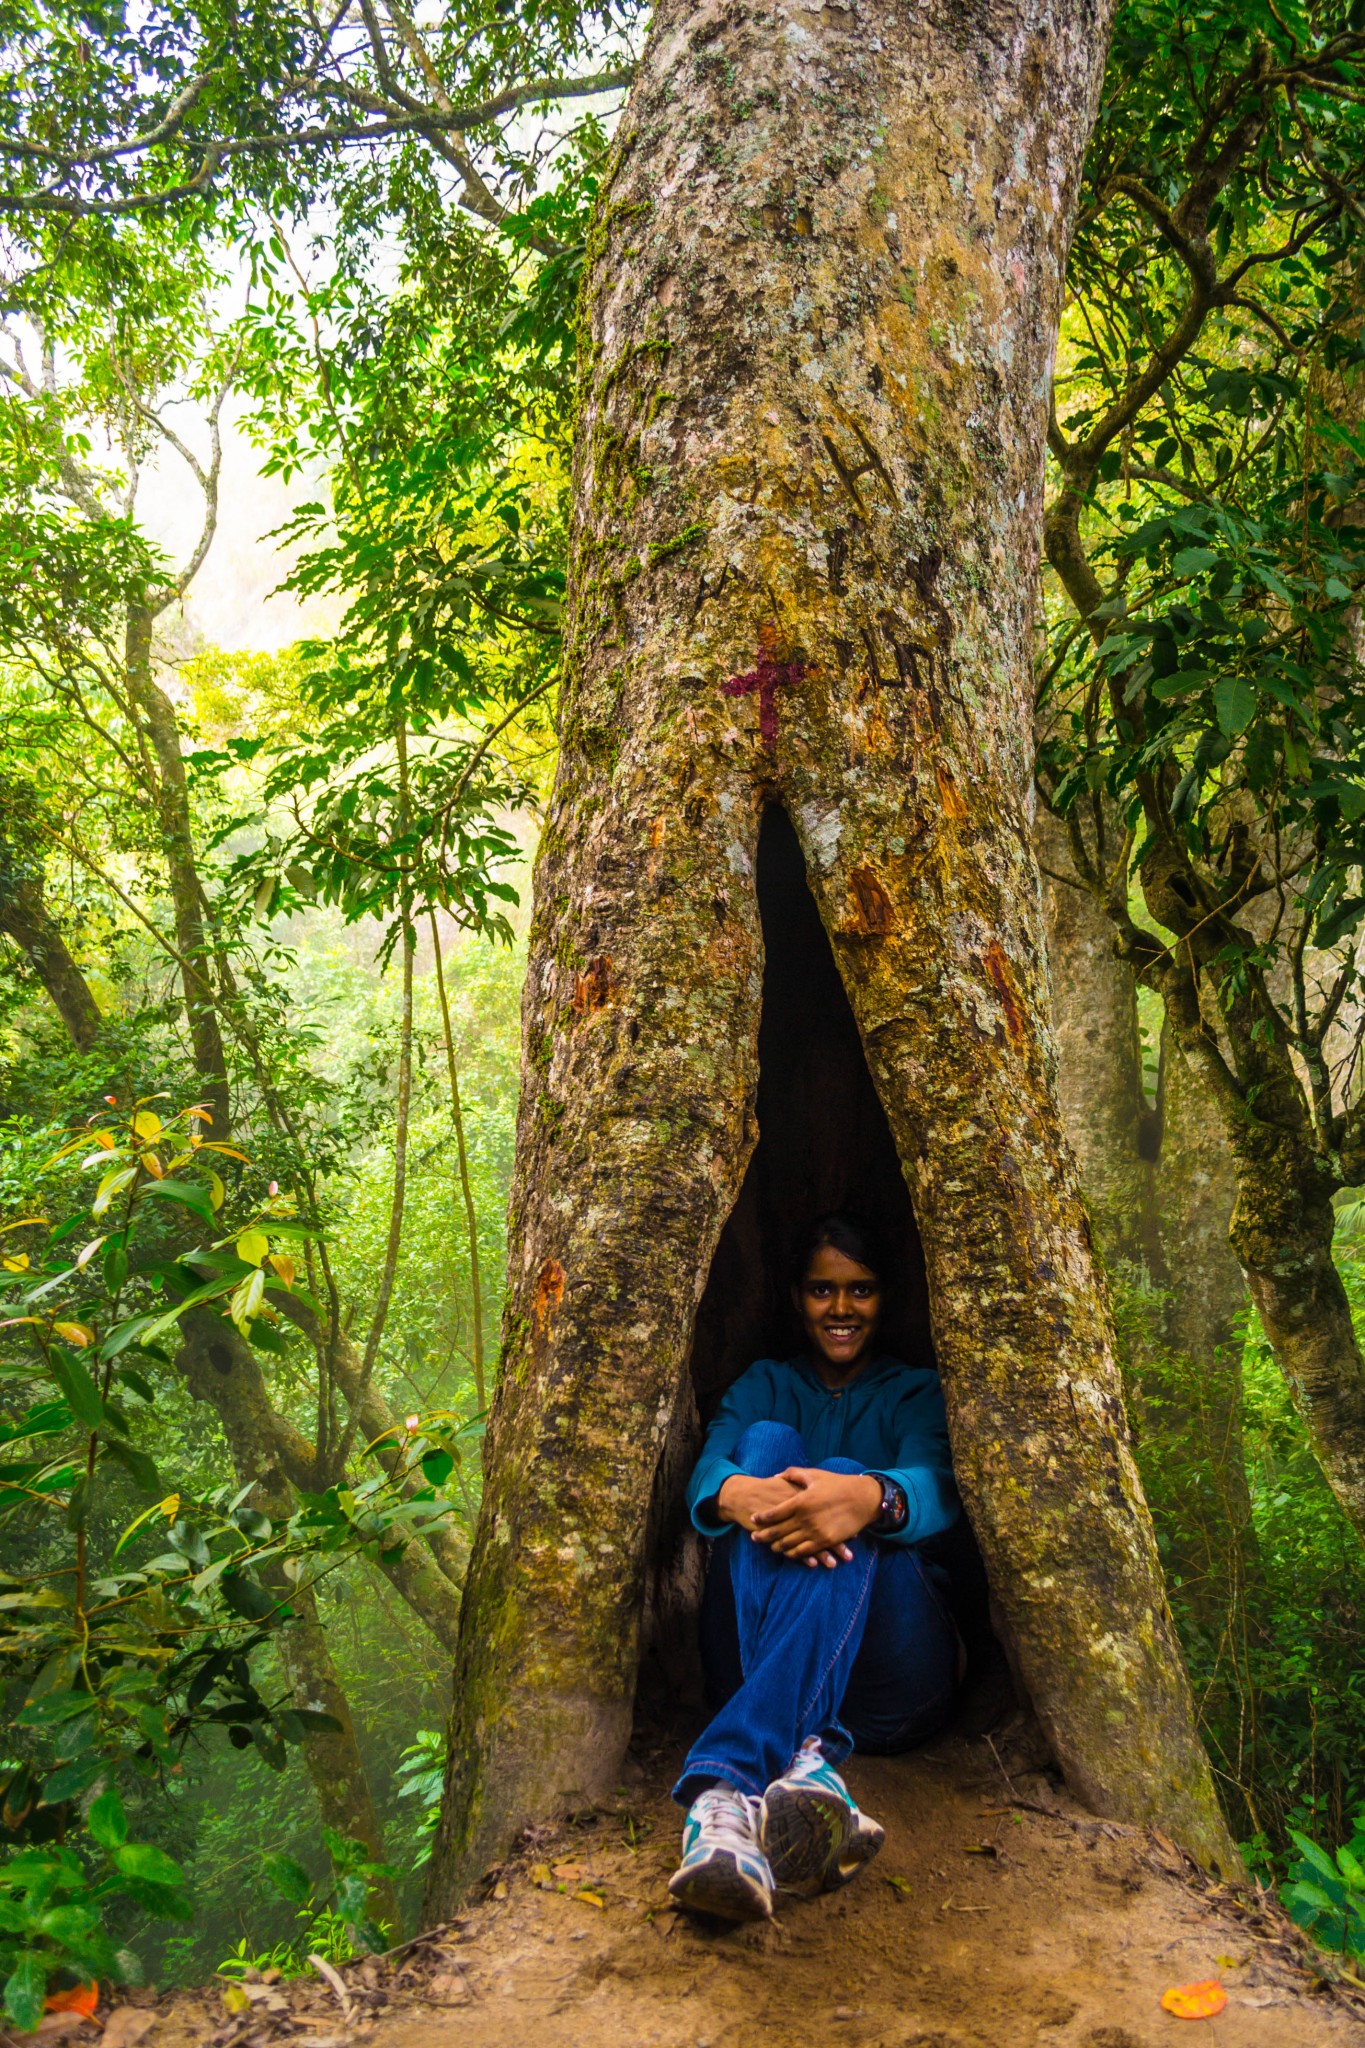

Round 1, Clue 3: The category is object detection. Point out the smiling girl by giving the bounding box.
[668,1213,962,1922]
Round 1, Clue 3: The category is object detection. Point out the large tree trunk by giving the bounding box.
[425,0,1236,1912]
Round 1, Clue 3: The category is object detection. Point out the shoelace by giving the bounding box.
[692,1788,761,1855]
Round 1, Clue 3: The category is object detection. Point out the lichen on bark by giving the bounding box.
[425,0,1237,1914]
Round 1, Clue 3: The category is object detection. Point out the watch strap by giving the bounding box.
[869,1472,908,1533]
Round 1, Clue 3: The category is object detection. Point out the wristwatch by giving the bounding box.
[870,1473,908,1534]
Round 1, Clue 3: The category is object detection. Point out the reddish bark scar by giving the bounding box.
[572,955,616,1013]
[984,939,1027,1046]
[935,761,968,822]
[534,1257,565,1333]
[722,645,805,748]
[849,866,894,935]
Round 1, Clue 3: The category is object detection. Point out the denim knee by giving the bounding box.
[735,1419,807,1477]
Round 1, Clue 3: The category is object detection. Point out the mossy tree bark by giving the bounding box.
[0,853,104,1052]
[426,0,1238,1911]
[1037,814,1253,1623]
[1149,1021,1257,1615]
[1036,805,1153,1273]
[124,601,231,1131]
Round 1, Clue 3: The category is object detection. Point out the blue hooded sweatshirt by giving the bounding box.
[686,1353,959,1548]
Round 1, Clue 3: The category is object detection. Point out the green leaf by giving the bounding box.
[1172,546,1218,574]
[138,1180,216,1227]
[1213,676,1256,739]
[112,1841,185,1887]
[262,1852,313,1905]
[48,1346,104,1430]
[38,1758,102,1806]
[87,1787,129,1850]
[420,1449,454,1487]
[219,1572,279,1623]
[100,1439,161,1496]
[16,1689,96,1727]
[3,1953,46,2033]
[1290,1831,1343,1882]
[1316,898,1365,950]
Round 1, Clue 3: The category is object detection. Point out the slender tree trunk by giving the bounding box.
[1133,864,1365,1547]
[1037,814,1254,1623]
[1036,806,1153,1272]
[430,911,486,1412]
[426,0,1236,1914]
[179,1314,401,1931]
[1226,1124,1365,1524]
[0,863,104,1051]
[1150,1021,1256,1615]
[124,601,230,1130]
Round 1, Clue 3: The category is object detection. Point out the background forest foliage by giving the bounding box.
[5,0,1365,2019]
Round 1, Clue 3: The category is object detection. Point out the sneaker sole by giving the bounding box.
[668,1855,773,1923]
[826,1819,885,1891]
[760,1784,851,1896]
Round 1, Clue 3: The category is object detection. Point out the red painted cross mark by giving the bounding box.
[721,647,805,748]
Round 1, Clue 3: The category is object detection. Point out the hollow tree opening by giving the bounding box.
[690,803,933,1407]
[641,806,1000,1713]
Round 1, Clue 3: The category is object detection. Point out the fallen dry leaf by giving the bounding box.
[426,1972,468,2005]
[574,1887,606,1908]
[1161,1980,1228,2019]
[551,1863,584,1882]
[884,1875,913,1896]
[29,2017,93,2043]
[100,2010,159,2048]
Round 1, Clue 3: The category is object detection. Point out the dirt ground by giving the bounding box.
[116,1722,1365,2048]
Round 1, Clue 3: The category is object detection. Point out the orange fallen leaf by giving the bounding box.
[551,1862,584,1882]
[1161,1980,1227,2019]
[44,1985,97,2020]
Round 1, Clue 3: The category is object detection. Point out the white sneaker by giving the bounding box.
[668,1785,774,1921]
[760,1737,885,1895]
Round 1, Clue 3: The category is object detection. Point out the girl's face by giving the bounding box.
[795,1243,883,1379]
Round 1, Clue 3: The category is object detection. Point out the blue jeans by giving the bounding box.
[673,1421,960,1806]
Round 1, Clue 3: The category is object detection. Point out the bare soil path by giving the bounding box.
[137,1731,1365,2048]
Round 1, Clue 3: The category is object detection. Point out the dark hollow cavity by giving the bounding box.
[689,802,933,1410]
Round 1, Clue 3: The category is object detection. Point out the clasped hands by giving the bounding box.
[716,1467,883,1568]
